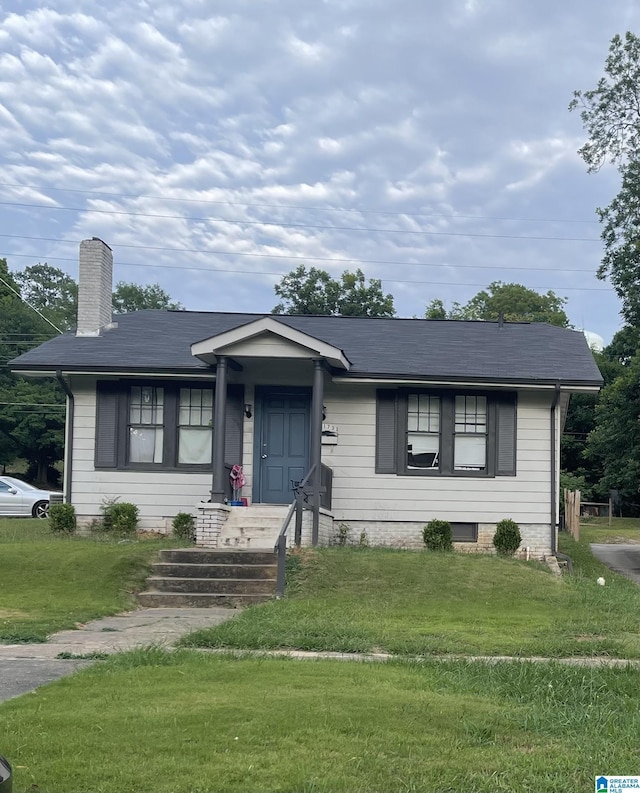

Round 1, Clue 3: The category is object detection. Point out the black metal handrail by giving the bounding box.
[274,464,316,598]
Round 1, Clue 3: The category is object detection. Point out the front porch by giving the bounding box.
[190,316,345,550]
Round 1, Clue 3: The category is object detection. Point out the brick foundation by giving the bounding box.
[324,520,552,559]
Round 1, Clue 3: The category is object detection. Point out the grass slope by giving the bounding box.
[182,547,640,658]
[0,519,182,642]
[1,650,637,793]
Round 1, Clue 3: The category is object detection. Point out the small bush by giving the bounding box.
[422,519,452,551]
[49,503,76,534]
[493,519,522,556]
[173,512,195,542]
[98,498,139,536]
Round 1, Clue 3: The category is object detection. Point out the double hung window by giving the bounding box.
[178,388,213,465]
[128,386,164,464]
[454,396,487,471]
[407,395,440,469]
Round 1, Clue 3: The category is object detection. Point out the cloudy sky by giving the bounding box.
[0,0,636,343]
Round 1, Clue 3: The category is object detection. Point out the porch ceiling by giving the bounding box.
[191,316,351,370]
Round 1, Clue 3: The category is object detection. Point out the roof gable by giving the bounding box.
[190,317,351,369]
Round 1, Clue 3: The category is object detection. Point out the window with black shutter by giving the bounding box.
[95,380,243,471]
[376,388,517,478]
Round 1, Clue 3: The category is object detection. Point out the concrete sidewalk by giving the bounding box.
[1,606,637,705]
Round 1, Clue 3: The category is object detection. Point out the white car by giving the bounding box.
[0,476,63,518]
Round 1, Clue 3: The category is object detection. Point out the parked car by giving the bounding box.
[0,476,62,518]
[0,754,11,792]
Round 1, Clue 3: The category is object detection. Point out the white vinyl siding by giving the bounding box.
[320,383,552,525]
[70,378,211,528]
[68,374,553,533]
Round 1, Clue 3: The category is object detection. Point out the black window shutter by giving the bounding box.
[496,395,517,476]
[224,384,244,466]
[95,381,120,468]
[376,389,397,474]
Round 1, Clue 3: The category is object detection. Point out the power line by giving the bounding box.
[0,275,63,334]
[0,200,601,243]
[0,253,613,291]
[0,239,601,274]
[0,181,600,225]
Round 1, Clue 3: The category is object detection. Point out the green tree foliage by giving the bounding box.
[586,351,640,509]
[424,282,569,326]
[272,265,395,317]
[15,263,78,331]
[112,282,183,314]
[0,259,64,479]
[570,31,640,326]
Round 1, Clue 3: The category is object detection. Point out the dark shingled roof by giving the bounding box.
[10,310,603,386]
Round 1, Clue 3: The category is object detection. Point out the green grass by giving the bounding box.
[181,547,640,658]
[579,516,640,544]
[0,518,184,643]
[1,649,637,793]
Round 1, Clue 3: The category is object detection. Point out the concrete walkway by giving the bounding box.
[0,607,236,660]
[0,607,237,703]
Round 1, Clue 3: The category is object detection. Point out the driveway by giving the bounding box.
[590,544,640,585]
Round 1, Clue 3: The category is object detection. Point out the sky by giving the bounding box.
[0,0,636,344]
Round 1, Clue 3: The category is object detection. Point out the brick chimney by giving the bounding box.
[76,237,113,336]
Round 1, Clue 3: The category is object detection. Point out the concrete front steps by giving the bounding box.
[138,548,278,608]
[218,504,289,549]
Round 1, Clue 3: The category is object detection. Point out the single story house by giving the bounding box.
[11,238,603,557]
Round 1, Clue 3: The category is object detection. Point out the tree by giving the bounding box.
[586,351,640,511]
[424,282,570,326]
[560,348,624,487]
[272,265,395,317]
[0,378,65,484]
[112,282,183,314]
[0,259,64,481]
[15,263,78,331]
[570,31,640,326]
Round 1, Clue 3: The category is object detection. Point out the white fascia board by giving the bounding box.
[191,316,350,370]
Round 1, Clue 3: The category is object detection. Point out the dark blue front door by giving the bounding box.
[256,389,310,504]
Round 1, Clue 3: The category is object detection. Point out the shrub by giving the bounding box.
[422,519,452,551]
[98,498,139,536]
[493,519,522,556]
[49,503,76,534]
[173,512,195,542]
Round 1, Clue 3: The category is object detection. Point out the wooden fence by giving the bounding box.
[564,489,581,540]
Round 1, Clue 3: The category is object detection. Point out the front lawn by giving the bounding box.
[182,547,640,658]
[0,519,183,643]
[1,650,637,793]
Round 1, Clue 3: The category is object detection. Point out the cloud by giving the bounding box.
[0,0,631,340]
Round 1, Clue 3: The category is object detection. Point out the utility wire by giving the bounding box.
[0,252,612,291]
[0,181,600,224]
[0,275,63,334]
[0,200,601,242]
[0,234,601,273]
